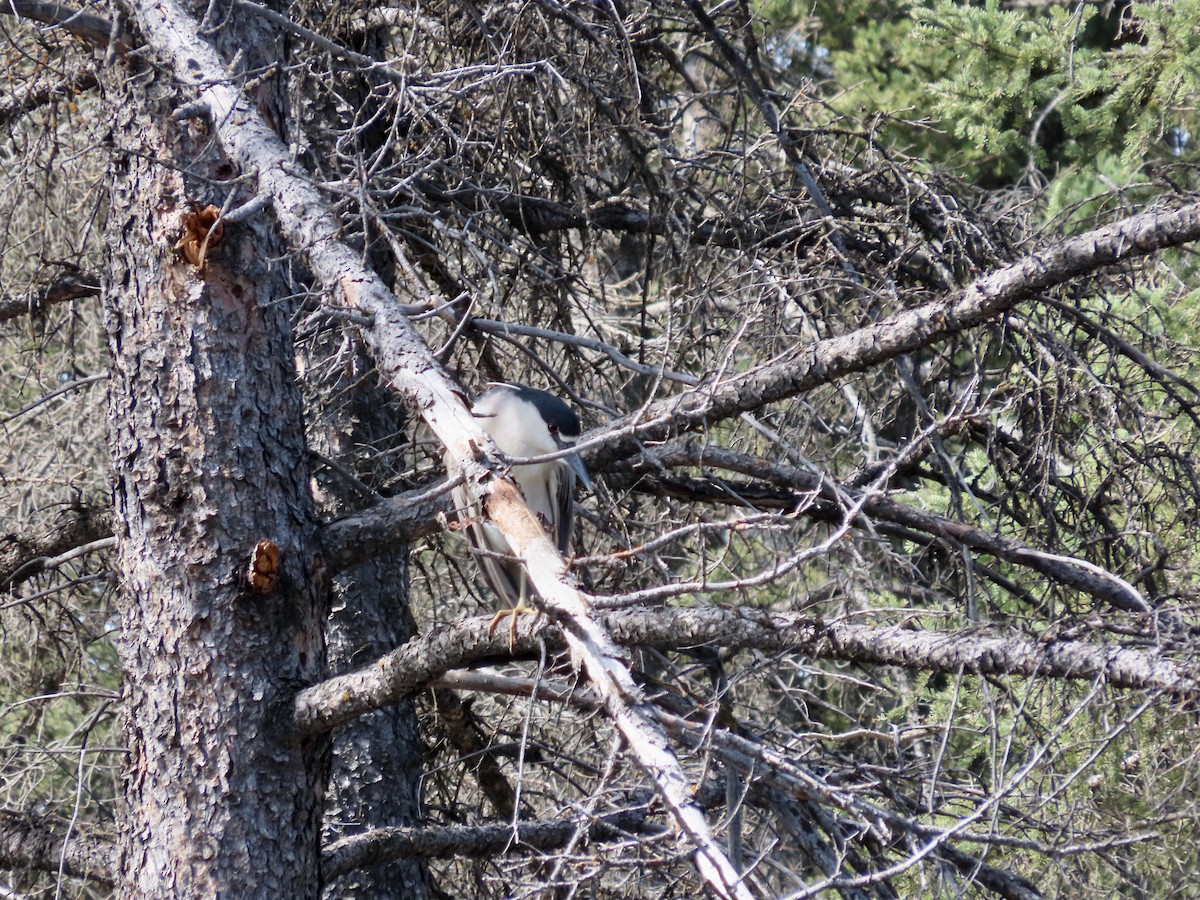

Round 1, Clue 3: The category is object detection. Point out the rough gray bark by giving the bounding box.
[100,8,327,896]
[294,10,434,880]
[3,0,122,45]
[292,607,1200,734]
[323,556,431,900]
[123,0,751,893]
[320,482,452,576]
[313,351,432,900]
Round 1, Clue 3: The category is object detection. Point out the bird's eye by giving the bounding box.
[548,424,559,435]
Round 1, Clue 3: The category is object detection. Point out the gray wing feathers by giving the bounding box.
[452,460,576,605]
[554,460,575,555]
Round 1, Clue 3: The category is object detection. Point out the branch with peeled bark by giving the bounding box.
[125,1,748,895]
[317,634,1164,898]
[434,670,1041,900]
[292,607,1200,735]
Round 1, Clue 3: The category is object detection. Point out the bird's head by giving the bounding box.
[475,383,592,489]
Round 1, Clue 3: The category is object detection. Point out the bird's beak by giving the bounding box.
[567,452,593,493]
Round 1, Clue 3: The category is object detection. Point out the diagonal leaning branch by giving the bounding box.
[124,1,749,896]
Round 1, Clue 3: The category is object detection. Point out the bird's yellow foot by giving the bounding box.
[487,601,537,647]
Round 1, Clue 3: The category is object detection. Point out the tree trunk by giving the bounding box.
[101,16,328,896]
[312,348,433,900]
[323,557,432,899]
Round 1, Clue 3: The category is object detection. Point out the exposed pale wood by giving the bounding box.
[126,0,749,894]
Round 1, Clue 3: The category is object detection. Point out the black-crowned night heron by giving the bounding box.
[452,383,591,633]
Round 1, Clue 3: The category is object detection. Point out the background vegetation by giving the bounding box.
[2,0,1199,896]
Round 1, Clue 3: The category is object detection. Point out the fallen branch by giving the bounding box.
[127,1,749,894]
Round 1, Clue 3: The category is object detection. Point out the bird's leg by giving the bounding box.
[486,600,534,647]
[486,576,539,647]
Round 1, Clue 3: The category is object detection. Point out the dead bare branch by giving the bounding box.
[0,499,112,592]
[0,68,98,132]
[591,199,1200,467]
[629,443,1153,613]
[127,0,750,892]
[3,0,130,48]
[292,607,1200,738]
[322,810,657,880]
[0,273,100,325]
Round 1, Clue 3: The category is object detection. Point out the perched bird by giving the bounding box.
[452,383,591,631]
